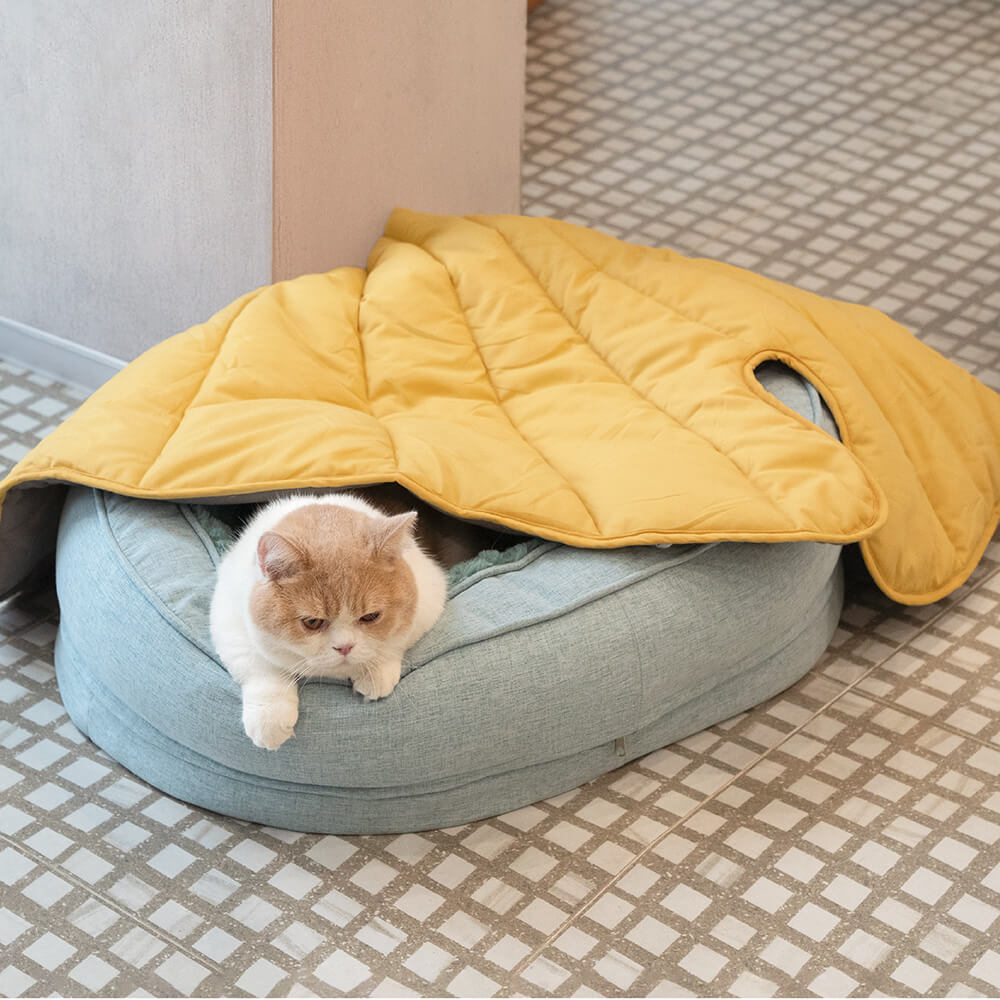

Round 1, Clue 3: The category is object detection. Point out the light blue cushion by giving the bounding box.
[53,364,843,833]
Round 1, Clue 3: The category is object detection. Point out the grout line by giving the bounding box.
[849,679,1000,757]
[0,830,224,974]
[504,561,1000,990]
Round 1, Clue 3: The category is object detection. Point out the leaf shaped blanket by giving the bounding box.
[3,210,1000,604]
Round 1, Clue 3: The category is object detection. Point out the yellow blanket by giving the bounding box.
[3,210,1000,604]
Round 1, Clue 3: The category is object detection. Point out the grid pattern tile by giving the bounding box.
[3,0,1000,995]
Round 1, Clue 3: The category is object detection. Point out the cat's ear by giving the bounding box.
[257,531,304,580]
[371,511,417,554]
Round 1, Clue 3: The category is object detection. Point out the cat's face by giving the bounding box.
[248,503,418,677]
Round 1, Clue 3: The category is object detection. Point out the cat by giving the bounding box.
[209,491,449,750]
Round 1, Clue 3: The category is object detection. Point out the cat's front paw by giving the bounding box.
[243,698,298,750]
[352,663,401,702]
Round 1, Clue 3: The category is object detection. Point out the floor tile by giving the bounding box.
[3,0,1000,994]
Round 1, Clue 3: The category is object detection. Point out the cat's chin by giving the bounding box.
[290,657,356,680]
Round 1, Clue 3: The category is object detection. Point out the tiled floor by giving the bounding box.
[3,0,1000,995]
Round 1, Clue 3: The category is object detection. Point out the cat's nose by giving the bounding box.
[334,642,354,656]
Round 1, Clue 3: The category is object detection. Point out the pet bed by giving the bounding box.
[53,365,842,834]
[10,209,1000,832]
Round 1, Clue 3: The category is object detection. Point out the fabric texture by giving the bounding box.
[3,211,1000,604]
[51,366,844,834]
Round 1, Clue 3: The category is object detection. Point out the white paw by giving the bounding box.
[243,698,298,750]
[352,666,400,702]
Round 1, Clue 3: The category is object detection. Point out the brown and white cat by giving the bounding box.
[210,491,452,750]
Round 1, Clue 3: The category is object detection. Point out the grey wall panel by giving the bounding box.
[0,1,272,361]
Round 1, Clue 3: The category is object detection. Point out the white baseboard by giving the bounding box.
[0,315,126,392]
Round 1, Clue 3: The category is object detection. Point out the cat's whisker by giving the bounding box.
[278,663,304,682]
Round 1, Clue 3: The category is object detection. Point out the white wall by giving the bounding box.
[0,1,273,363]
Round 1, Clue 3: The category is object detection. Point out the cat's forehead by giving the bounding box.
[271,502,404,572]
[274,501,372,539]
[265,502,417,610]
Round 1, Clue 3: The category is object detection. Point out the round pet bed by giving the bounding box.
[53,365,843,834]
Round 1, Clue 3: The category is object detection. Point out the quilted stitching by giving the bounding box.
[3,209,1000,604]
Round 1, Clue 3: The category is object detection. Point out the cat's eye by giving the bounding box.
[359,611,381,624]
[301,617,326,631]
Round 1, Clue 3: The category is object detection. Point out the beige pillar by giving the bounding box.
[273,0,526,280]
